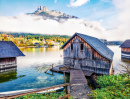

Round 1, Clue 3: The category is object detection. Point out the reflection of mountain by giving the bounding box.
[0,69,25,83]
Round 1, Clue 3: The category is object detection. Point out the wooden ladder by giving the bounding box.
[45,64,54,73]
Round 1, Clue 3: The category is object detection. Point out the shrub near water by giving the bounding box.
[15,92,66,99]
[91,74,130,99]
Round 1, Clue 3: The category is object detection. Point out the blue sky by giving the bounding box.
[0,0,129,40]
[0,0,116,23]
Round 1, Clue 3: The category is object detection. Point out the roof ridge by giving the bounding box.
[75,32,98,39]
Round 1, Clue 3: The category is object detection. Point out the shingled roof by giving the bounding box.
[120,40,130,48]
[0,41,25,58]
[61,33,114,61]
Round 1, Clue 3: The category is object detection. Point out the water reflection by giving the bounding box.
[19,46,60,52]
[0,46,64,92]
[0,46,129,92]
[18,46,63,68]
[0,69,25,83]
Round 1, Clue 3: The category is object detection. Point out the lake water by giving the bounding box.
[0,46,128,92]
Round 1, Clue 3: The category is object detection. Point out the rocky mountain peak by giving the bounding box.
[37,6,49,12]
[29,6,78,20]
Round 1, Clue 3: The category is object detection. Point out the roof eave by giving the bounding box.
[60,33,77,49]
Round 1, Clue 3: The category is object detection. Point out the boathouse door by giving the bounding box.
[73,39,81,69]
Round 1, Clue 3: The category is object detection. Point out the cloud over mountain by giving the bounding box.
[0,0,130,41]
[0,14,105,39]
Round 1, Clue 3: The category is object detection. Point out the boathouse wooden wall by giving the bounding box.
[0,57,17,72]
[63,35,112,75]
[121,48,130,61]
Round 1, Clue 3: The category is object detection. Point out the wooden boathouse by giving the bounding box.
[61,33,114,75]
[0,41,25,72]
[120,40,130,61]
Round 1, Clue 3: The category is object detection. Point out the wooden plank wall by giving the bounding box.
[121,48,130,53]
[63,35,111,74]
[0,57,17,72]
[63,35,110,62]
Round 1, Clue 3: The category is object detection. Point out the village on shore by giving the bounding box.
[0,32,129,99]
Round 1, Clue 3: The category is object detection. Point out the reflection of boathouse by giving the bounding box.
[0,41,25,72]
[61,33,114,75]
[120,40,130,61]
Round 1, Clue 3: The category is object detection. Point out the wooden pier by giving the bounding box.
[70,70,91,99]
[50,65,94,77]
[50,65,92,98]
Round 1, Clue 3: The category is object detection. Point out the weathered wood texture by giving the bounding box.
[45,64,54,73]
[70,70,87,84]
[63,36,112,75]
[0,83,70,99]
[121,48,130,60]
[70,70,91,98]
[57,93,71,99]
[50,65,94,76]
[0,57,17,72]
[121,48,130,52]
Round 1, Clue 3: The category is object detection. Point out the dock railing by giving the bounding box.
[0,83,70,99]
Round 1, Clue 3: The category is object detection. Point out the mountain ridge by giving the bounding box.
[27,6,78,20]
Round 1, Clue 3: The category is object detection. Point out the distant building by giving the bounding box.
[54,42,59,46]
[120,40,130,61]
[100,39,107,45]
[34,43,40,47]
[61,33,114,75]
[0,41,25,72]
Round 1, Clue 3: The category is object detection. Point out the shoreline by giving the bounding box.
[18,46,38,48]
[18,45,59,48]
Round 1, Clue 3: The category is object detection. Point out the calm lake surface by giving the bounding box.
[0,46,128,92]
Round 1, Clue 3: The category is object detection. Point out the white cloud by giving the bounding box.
[0,0,130,42]
[0,14,105,39]
[55,0,57,3]
[104,0,130,41]
[68,0,90,7]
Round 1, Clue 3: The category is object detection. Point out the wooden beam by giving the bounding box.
[0,83,70,99]
[109,61,114,75]
[45,64,54,73]
[57,93,71,99]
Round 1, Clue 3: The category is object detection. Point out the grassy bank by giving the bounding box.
[91,74,130,99]
[15,92,66,99]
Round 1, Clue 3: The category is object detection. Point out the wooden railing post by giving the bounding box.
[0,83,70,99]
[67,85,70,94]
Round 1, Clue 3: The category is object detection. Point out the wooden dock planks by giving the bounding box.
[70,70,87,84]
[83,70,94,77]
[51,65,94,77]
[70,70,91,99]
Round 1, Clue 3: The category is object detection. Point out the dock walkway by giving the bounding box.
[70,70,91,99]
[50,65,92,99]
[50,65,93,77]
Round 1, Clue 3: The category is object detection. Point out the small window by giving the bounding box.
[81,43,84,50]
[71,43,73,50]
